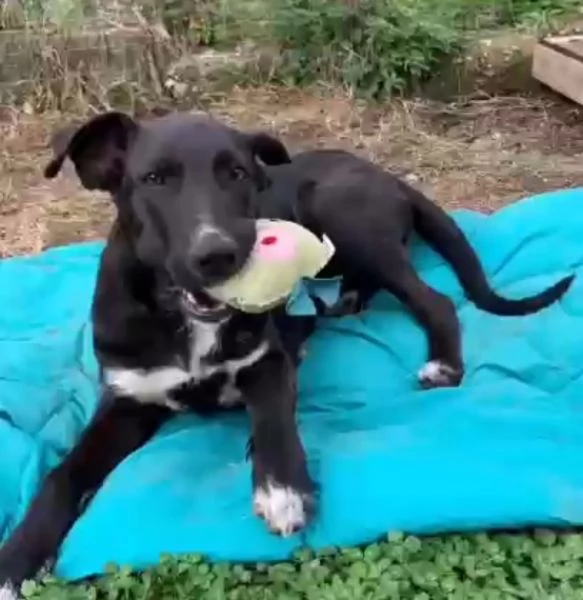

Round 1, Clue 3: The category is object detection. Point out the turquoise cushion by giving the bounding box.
[0,188,582,580]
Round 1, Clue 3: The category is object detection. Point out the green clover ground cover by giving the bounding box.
[24,530,583,600]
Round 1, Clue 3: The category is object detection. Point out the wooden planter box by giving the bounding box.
[532,35,583,107]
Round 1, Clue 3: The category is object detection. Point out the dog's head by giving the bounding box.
[45,111,291,319]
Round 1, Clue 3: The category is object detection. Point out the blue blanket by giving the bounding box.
[1,188,583,581]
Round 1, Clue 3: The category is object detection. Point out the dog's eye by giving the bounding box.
[142,171,166,185]
[231,167,248,182]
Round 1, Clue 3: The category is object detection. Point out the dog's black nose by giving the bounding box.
[190,227,238,281]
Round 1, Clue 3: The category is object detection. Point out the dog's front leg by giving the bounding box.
[0,391,171,593]
[239,350,314,537]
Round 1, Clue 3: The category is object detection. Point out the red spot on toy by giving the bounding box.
[261,235,278,246]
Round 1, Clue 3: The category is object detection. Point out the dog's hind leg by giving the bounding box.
[346,240,463,388]
[0,392,171,594]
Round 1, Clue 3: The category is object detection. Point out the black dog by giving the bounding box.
[0,112,574,597]
[0,112,314,596]
[259,149,575,387]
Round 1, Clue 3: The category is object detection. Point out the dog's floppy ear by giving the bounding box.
[240,131,291,192]
[244,132,291,166]
[44,111,138,192]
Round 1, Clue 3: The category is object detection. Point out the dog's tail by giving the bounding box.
[410,186,574,316]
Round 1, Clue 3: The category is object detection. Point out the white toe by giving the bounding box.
[417,360,459,386]
[0,583,19,600]
[253,480,308,536]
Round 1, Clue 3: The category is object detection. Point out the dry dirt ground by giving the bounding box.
[1,86,582,257]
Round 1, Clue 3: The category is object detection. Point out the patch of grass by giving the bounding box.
[458,0,582,29]
[21,530,583,599]
[3,0,581,110]
[260,0,581,100]
[0,0,94,29]
[267,0,462,100]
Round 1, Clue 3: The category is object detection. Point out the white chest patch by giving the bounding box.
[104,319,268,410]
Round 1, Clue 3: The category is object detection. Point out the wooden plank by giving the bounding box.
[545,35,583,59]
[532,35,583,107]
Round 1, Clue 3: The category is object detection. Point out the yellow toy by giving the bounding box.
[207,219,340,315]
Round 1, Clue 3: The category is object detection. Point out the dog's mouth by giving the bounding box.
[180,289,231,322]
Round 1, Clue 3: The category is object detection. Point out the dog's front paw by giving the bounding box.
[418,360,463,388]
[253,479,314,536]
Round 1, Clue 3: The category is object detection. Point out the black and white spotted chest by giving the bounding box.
[167,319,269,413]
[103,317,269,414]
